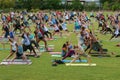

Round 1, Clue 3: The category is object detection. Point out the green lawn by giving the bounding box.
[0,12,120,80]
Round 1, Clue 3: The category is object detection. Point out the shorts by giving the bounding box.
[66,19,69,21]
[23,44,33,52]
[99,23,102,27]
[90,15,94,17]
[55,30,59,32]
[92,42,101,51]
[4,32,9,38]
[75,26,80,30]
[12,50,16,53]
[39,37,44,40]
[16,52,23,57]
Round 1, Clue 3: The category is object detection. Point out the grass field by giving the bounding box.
[0,12,120,80]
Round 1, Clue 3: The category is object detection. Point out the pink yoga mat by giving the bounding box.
[45,38,54,41]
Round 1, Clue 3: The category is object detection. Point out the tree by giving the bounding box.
[31,0,41,9]
[0,0,15,9]
[100,0,114,4]
[42,0,61,10]
[111,2,120,11]
[85,2,98,11]
[71,0,84,11]
[31,0,62,10]
[103,1,110,10]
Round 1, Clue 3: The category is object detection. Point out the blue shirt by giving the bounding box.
[22,34,30,46]
[18,45,23,54]
[9,31,14,38]
[29,34,34,40]
[44,15,48,20]
[51,18,56,24]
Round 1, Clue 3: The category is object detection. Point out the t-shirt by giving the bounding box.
[3,25,9,33]
[44,26,48,31]
[29,34,34,40]
[65,15,69,20]
[115,27,119,35]
[44,15,48,20]
[74,21,79,27]
[36,23,40,29]
[54,25,59,31]
[38,32,43,38]
[22,34,30,46]
[2,16,6,21]
[62,23,67,30]
[9,31,14,38]
[11,41,17,51]
[52,18,56,24]
[18,45,23,54]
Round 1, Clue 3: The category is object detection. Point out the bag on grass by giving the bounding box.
[54,60,64,64]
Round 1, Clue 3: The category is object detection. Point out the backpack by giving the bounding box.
[54,60,64,64]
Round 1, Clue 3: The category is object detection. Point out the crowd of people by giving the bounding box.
[0,10,120,64]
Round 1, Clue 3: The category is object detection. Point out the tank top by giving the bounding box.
[11,41,17,51]
[18,45,23,54]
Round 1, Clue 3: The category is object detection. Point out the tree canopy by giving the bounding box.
[0,0,120,11]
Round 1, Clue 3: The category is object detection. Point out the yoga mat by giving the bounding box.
[1,62,32,65]
[39,47,54,52]
[0,48,10,50]
[62,60,87,63]
[66,63,96,66]
[1,59,32,65]
[91,54,111,57]
[53,36,67,39]
[3,59,31,62]
[49,52,61,55]
[40,45,54,47]
[51,55,62,57]
[25,53,40,57]
[51,55,76,58]
[45,38,54,41]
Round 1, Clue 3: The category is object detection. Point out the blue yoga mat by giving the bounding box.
[0,48,10,50]
[62,60,87,63]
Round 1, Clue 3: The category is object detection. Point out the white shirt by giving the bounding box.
[10,41,17,51]
[62,23,67,30]
[115,28,119,35]
[54,25,59,31]
[44,26,48,31]
[65,15,69,20]
[78,20,81,26]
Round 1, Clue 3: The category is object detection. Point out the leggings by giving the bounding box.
[62,50,75,60]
